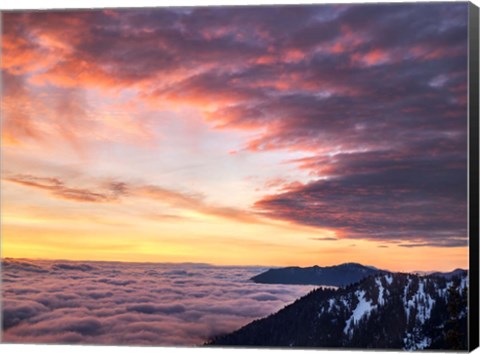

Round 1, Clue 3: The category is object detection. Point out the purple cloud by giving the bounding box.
[2,3,468,246]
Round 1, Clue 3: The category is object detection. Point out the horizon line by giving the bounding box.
[1,256,469,274]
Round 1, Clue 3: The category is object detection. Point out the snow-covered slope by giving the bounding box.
[209,272,468,350]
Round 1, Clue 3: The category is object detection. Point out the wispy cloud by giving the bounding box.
[4,174,119,203]
[398,239,467,248]
[3,173,260,224]
[310,237,338,242]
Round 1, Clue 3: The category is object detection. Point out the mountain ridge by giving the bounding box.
[250,262,384,287]
[210,271,468,350]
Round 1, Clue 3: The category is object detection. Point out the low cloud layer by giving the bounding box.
[2,258,315,345]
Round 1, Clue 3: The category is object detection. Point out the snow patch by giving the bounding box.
[404,279,435,325]
[375,278,385,305]
[403,279,436,350]
[328,298,336,311]
[343,290,376,335]
[403,277,413,321]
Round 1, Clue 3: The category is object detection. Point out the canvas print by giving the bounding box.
[1,1,478,351]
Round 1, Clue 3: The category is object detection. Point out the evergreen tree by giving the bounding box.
[444,283,463,349]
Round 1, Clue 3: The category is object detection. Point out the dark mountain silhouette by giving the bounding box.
[430,268,467,279]
[251,263,383,287]
[209,272,468,350]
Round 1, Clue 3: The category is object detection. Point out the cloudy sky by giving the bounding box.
[1,3,469,271]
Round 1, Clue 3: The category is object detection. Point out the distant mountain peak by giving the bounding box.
[251,262,385,287]
[430,268,468,279]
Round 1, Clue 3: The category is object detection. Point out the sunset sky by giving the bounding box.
[1,3,469,271]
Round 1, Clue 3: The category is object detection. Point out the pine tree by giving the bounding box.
[445,284,462,349]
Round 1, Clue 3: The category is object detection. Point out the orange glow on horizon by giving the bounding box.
[1,7,469,276]
[1,209,468,272]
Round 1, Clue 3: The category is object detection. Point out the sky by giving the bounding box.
[0,3,470,271]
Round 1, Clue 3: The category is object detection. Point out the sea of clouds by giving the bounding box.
[1,259,315,346]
